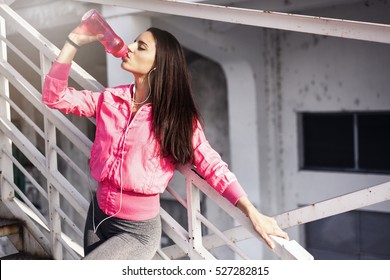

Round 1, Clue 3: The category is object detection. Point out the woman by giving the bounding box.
[42,25,289,260]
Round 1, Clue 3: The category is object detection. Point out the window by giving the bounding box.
[300,112,390,173]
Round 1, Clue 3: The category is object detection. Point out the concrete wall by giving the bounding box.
[272,1,390,246]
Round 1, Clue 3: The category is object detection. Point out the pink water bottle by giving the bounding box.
[81,9,127,58]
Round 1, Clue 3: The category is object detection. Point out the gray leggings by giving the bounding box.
[83,196,161,260]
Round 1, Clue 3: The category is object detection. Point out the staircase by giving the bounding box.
[0,1,389,260]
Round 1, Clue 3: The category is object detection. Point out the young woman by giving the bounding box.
[42,25,289,260]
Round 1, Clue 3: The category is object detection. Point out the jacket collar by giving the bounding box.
[104,84,133,101]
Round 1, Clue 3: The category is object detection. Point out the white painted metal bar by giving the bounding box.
[0,91,45,139]
[202,225,253,251]
[159,208,190,257]
[2,174,49,227]
[52,145,92,189]
[2,147,48,199]
[0,60,45,111]
[155,248,171,260]
[271,236,314,260]
[0,34,41,75]
[12,197,52,255]
[57,234,83,259]
[49,170,89,218]
[46,110,92,157]
[275,181,390,229]
[195,212,251,259]
[76,0,390,44]
[15,196,82,259]
[44,102,63,259]
[0,13,13,203]
[157,243,185,260]
[13,197,49,231]
[166,186,188,208]
[0,118,47,178]
[55,206,84,240]
[186,177,215,259]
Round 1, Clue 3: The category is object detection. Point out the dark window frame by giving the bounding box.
[299,111,390,174]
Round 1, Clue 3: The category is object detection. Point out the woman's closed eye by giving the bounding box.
[136,40,148,51]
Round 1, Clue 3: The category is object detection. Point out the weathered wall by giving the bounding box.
[273,1,390,230]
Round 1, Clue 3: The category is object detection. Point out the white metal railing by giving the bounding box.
[0,1,389,261]
[275,181,390,229]
[0,2,96,259]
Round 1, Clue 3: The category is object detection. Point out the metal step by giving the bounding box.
[0,218,22,237]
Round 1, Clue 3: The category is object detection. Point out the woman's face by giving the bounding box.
[121,31,156,76]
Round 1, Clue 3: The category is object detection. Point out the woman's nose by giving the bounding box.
[127,42,136,53]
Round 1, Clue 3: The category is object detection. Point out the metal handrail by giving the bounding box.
[75,0,390,44]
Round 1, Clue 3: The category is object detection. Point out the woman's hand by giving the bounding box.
[57,25,103,64]
[236,196,289,249]
[68,25,103,47]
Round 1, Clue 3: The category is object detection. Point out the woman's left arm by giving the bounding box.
[236,196,289,249]
[192,123,288,248]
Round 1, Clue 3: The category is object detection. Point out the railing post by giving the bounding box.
[0,15,14,203]
[186,177,215,259]
[40,53,62,260]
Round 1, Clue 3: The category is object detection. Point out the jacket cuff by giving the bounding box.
[221,180,247,206]
[48,60,72,80]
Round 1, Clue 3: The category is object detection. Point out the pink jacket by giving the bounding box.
[43,61,246,217]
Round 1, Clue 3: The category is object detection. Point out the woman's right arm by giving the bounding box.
[56,38,78,64]
[42,27,103,117]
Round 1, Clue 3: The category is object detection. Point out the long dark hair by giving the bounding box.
[147,27,202,164]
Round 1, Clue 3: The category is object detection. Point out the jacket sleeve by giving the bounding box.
[192,121,247,205]
[42,60,101,117]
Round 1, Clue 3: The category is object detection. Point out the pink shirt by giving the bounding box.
[43,61,246,220]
